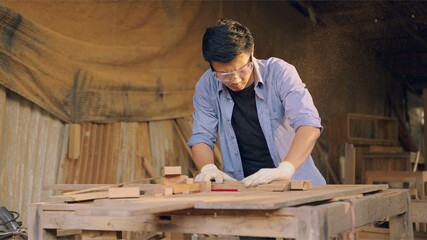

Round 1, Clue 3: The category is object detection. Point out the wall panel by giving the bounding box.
[0,90,66,224]
[0,90,191,230]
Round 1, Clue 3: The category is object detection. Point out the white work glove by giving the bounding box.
[195,164,237,183]
[241,161,295,187]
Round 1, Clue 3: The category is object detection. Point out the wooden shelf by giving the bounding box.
[346,113,398,145]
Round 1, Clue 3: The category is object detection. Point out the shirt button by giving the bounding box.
[231,136,235,139]
[234,153,238,156]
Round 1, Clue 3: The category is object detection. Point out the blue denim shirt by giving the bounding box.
[188,57,326,186]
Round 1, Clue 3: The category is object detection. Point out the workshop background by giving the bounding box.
[0,0,425,231]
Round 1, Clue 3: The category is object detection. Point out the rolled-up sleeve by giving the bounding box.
[275,63,322,131]
[187,73,218,150]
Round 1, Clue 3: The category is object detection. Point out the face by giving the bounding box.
[211,53,254,92]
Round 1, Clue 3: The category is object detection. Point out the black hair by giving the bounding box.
[202,19,254,63]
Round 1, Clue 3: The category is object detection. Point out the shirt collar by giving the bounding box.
[252,56,264,87]
[216,56,264,94]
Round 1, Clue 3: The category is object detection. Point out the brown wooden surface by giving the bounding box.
[28,188,412,240]
[194,184,387,210]
[40,184,388,213]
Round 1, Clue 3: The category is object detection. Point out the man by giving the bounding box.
[188,19,326,190]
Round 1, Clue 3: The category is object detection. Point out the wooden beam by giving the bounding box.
[68,124,81,159]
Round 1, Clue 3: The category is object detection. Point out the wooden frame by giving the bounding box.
[27,185,413,240]
[329,113,399,183]
[346,113,398,145]
[365,170,427,199]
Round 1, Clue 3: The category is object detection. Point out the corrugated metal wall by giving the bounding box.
[0,86,66,225]
[0,86,194,229]
[59,121,194,185]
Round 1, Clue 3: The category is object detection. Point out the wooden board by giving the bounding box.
[211,180,291,192]
[40,185,389,217]
[194,184,388,210]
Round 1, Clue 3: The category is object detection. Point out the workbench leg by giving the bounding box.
[296,207,328,240]
[27,204,56,240]
[389,193,414,240]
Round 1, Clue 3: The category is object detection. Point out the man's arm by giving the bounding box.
[192,143,236,183]
[242,125,320,187]
[192,143,215,170]
[282,125,321,170]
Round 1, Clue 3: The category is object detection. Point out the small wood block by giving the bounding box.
[161,175,188,185]
[189,183,201,193]
[186,178,194,184]
[199,181,212,192]
[57,229,82,237]
[108,187,140,199]
[290,180,312,190]
[161,166,182,176]
[173,184,190,194]
[164,186,173,196]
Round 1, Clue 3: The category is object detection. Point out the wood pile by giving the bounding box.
[48,166,312,203]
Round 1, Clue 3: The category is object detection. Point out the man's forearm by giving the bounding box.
[191,143,215,170]
[283,125,321,170]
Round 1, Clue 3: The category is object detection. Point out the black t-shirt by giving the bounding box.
[228,83,275,177]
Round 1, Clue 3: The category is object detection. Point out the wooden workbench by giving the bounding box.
[27,184,413,239]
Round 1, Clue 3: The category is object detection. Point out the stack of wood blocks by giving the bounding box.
[158,166,211,195]
[48,166,312,203]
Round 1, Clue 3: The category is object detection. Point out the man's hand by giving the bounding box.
[195,164,237,183]
[241,161,295,187]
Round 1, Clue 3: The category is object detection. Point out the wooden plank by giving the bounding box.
[27,204,57,240]
[74,202,195,217]
[56,229,82,237]
[68,124,81,159]
[425,88,427,168]
[155,212,295,238]
[0,86,5,169]
[63,184,124,196]
[142,157,160,184]
[194,184,388,210]
[211,180,291,192]
[30,188,411,239]
[344,143,356,184]
[81,230,118,240]
[108,187,140,199]
[411,200,427,222]
[43,184,111,191]
[369,145,403,153]
[356,227,389,240]
[52,191,109,203]
[172,119,193,159]
[365,170,427,198]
